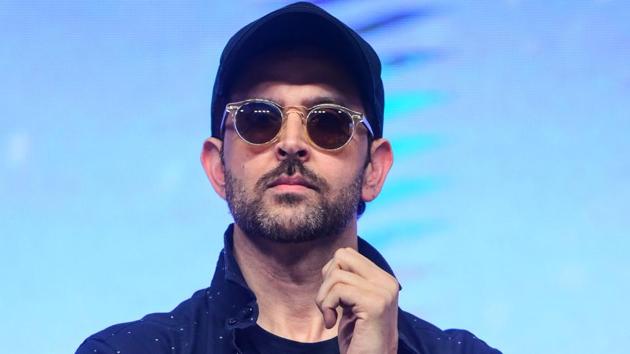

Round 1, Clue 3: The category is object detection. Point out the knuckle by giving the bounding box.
[331,282,346,295]
[315,294,324,306]
[389,281,399,293]
[329,281,340,293]
[384,275,399,291]
[334,248,346,259]
[323,260,338,276]
[385,291,397,305]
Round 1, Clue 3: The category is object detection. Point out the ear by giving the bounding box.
[361,138,393,202]
[200,137,227,200]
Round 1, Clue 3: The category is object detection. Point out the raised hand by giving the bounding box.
[316,247,400,354]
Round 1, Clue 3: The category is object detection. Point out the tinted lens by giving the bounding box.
[234,101,282,144]
[307,108,353,149]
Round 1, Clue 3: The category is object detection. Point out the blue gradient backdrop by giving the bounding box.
[1,1,629,353]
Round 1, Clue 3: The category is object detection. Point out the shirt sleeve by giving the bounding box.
[442,329,502,354]
[74,322,158,354]
[75,338,118,354]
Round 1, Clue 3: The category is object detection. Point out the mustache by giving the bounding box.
[256,155,327,192]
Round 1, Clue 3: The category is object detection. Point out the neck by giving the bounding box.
[232,223,358,343]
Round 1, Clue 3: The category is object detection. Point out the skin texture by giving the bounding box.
[223,148,364,243]
[200,49,396,353]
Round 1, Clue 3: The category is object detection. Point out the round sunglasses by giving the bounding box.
[220,98,374,150]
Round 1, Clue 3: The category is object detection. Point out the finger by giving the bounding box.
[331,247,386,280]
[318,283,357,329]
[318,263,368,329]
[316,269,373,329]
[324,248,400,296]
[321,257,335,276]
[322,307,337,329]
[316,268,367,310]
[322,257,340,282]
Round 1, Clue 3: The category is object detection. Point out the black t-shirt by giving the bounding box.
[237,325,340,354]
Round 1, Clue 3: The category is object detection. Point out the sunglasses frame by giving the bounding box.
[220,98,374,151]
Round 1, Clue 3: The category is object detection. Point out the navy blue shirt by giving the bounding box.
[76,225,501,354]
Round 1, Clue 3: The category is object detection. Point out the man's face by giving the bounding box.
[220,49,371,243]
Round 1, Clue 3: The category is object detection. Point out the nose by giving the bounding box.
[275,108,310,162]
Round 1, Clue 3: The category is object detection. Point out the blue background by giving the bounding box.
[1,1,629,353]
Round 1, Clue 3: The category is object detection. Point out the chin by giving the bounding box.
[272,191,310,205]
[267,205,310,223]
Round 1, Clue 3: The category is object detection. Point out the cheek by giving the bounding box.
[223,142,275,187]
[317,155,365,189]
[223,137,258,169]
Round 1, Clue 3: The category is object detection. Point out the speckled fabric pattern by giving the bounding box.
[76,224,501,354]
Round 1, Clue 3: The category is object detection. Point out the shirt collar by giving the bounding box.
[209,224,402,329]
[219,223,398,282]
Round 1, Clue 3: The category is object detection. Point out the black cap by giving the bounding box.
[211,1,385,139]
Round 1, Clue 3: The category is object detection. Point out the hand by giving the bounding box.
[316,247,400,354]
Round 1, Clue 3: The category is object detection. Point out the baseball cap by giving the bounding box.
[210,1,385,139]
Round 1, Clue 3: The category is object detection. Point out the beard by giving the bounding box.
[224,155,363,243]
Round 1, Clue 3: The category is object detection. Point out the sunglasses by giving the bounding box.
[220,98,374,150]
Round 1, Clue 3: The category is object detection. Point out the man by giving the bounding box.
[77,2,501,354]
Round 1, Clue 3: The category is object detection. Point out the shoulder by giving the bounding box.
[75,288,214,354]
[398,310,502,354]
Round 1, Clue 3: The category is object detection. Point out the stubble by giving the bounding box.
[224,156,363,243]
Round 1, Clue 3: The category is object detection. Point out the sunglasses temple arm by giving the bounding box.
[219,107,235,136]
[360,116,375,137]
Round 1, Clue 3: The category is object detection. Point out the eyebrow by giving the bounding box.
[301,95,350,108]
[230,94,354,109]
